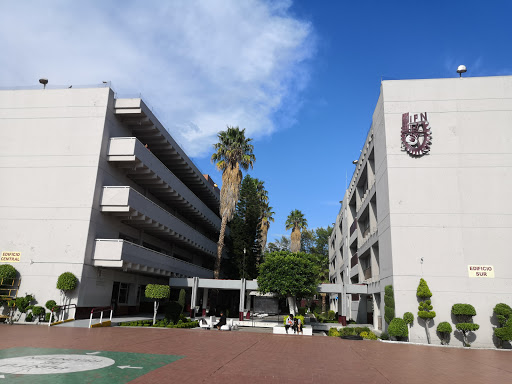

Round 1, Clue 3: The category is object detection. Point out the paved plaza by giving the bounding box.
[0,324,511,383]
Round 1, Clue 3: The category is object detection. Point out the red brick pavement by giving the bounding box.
[1,325,511,383]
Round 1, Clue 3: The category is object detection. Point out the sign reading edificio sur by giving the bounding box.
[1,251,21,262]
[468,265,494,278]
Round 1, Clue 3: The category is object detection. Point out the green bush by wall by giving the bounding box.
[384,285,395,325]
[0,264,17,281]
[57,272,78,291]
[452,304,479,347]
[436,321,452,345]
[388,317,408,341]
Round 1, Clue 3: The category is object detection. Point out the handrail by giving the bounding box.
[89,306,113,328]
[48,303,76,326]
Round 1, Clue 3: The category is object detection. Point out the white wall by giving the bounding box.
[383,76,512,347]
[0,88,110,308]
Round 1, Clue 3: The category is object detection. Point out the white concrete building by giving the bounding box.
[329,75,512,347]
[0,86,222,318]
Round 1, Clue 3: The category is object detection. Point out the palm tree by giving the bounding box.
[258,203,274,260]
[285,210,307,253]
[211,126,255,279]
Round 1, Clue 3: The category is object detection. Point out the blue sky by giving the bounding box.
[1,0,511,243]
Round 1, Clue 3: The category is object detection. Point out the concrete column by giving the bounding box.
[190,277,198,318]
[245,291,251,319]
[239,278,246,320]
[201,288,209,317]
[338,284,347,325]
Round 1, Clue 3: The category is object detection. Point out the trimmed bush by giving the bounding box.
[417,278,436,344]
[57,272,78,291]
[15,295,34,313]
[328,328,340,337]
[327,310,336,320]
[339,327,356,337]
[384,285,395,325]
[354,326,371,335]
[0,264,17,281]
[452,304,479,347]
[165,301,183,323]
[493,303,512,347]
[493,303,512,327]
[436,322,453,345]
[388,318,408,341]
[360,331,378,340]
[45,313,52,322]
[146,284,170,325]
[32,306,45,321]
[45,300,58,311]
[380,331,389,340]
[178,289,186,311]
[403,312,414,326]
[25,313,34,322]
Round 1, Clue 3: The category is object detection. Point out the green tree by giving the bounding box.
[286,210,308,253]
[493,303,512,348]
[384,285,395,325]
[211,126,255,279]
[258,251,320,315]
[417,278,436,344]
[258,203,274,260]
[452,304,479,347]
[228,175,262,279]
[145,284,170,325]
[266,236,290,253]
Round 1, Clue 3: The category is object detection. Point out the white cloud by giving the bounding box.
[0,0,315,156]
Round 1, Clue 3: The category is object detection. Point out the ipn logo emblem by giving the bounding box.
[401,112,432,156]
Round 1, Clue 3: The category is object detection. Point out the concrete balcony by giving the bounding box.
[108,137,221,233]
[114,99,220,211]
[101,186,217,256]
[93,239,213,278]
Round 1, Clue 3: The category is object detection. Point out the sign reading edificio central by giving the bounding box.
[468,265,494,278]
[1,251,21,262]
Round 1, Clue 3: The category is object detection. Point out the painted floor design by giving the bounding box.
[0,347,183,383]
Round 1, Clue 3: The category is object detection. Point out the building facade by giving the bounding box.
[0,86,222,318]
[329,75,512,347]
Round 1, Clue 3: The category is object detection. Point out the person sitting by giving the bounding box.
[293,317,299,334]
[285,314,294,334]
[214,311,226,330]
[296,316,303,334]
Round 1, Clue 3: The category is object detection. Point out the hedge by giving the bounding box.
[388,317,408,340]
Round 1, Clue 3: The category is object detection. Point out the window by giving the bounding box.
[118,283,130,304]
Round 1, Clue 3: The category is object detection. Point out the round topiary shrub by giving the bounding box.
[388,317,408,341]
[0,264,17,281]
[436,321,453,345]
[45,300,58,311]
[403,312,414,326]
[32,306,45,321]
[57,272,78,291]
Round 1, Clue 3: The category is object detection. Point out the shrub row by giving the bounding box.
[119,318,199,329]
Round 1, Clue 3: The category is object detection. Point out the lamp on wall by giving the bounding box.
[39,78,48,89]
